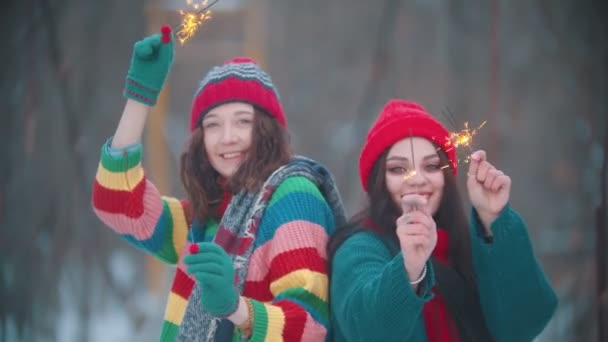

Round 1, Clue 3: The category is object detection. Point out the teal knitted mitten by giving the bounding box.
[123,25,175,106]
[184,242,239,317]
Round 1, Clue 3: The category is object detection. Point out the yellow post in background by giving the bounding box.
[244,0,268,68]
[144,4,171,296]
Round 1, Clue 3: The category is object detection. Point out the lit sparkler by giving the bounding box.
[175,0,220,45]
[438,109,494,242]
[448,120,487,149]
[445,120,487,166]
[442,109,487,164]
[438,105,488,169]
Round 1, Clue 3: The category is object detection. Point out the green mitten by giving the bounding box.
[123,25,175,106]
[184,242,239,317]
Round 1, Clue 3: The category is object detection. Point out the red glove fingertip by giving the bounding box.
[161,25,172,44]
[189,243,199,254]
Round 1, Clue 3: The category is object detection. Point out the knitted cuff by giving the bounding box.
[100,137,143,172]
[248,299,268,342]
[123,77,159,106]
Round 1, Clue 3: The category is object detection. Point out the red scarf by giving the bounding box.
[216,190,232,218]
[422,228,459,342]
[216,178,232,218]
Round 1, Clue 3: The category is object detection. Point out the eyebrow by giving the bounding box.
[386,154,439,162]
[203,110,254,120]
[233,110,254,116]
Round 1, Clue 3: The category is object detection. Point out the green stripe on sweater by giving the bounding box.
[156,200,179,263]
[160,321,179,342]
[267,176,324,208]
[250,299,270,342]
[100,139,142,172]
[276,287,329,324]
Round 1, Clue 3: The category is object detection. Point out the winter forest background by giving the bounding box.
[1,0,607,341]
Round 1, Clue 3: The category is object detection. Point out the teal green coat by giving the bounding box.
[330,206,557,341]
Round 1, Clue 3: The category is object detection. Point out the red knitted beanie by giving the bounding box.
[189,57,286,132]
[359,99,457,192]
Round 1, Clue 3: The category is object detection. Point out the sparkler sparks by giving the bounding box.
[441,117,488,169]
[436,108,488,169]
[448,120,487,149]
[176,0,219,45]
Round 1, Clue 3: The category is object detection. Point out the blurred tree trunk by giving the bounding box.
[0,0,146,340]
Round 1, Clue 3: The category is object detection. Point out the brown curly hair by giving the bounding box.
[180,108,292,222]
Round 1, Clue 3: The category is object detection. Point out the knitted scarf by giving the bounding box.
[177,156,346,341]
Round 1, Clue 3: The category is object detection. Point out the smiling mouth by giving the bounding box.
[220,152,244,160]
[402,192,432,200]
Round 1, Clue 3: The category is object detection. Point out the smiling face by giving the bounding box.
[201,102,254,179]
[384,137,446,215]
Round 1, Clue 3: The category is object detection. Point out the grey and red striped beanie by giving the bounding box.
[189,57,286,132]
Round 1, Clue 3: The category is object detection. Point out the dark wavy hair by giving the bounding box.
[180,108,291,222]
[327,145,493,341]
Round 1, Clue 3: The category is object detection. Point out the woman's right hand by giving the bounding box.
[124,25,175,106]
[396,194,437,283]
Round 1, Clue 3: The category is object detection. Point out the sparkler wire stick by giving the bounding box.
[407,128,419,211]
[440,107,459,132]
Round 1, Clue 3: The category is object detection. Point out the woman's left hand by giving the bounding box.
[466,150,511,227]
[184,242,239,317]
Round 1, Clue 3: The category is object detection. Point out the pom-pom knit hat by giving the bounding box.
[359,99,457,192]
[189,57,286,132]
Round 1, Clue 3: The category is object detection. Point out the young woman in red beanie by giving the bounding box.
[92,27,345,341]
[328,99,557,341]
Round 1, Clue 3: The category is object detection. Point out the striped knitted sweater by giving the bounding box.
[92,140,335,341]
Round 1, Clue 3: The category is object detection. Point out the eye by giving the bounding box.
[424,164,441,172]
[387,166,407,174]
[203,121,219,129]
[237,118,253,125]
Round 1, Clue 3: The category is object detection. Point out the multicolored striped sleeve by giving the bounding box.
[91,138,190,264]
[244,176,336,342]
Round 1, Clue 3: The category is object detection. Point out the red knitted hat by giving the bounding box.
[189,57,286,132]
[359,99,457,192]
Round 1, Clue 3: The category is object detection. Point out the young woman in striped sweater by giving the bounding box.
[92,26,345,341]
[327,99,557,341]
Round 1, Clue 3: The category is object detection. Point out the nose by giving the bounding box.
[220,124,238,144]
[404,167,426,186]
